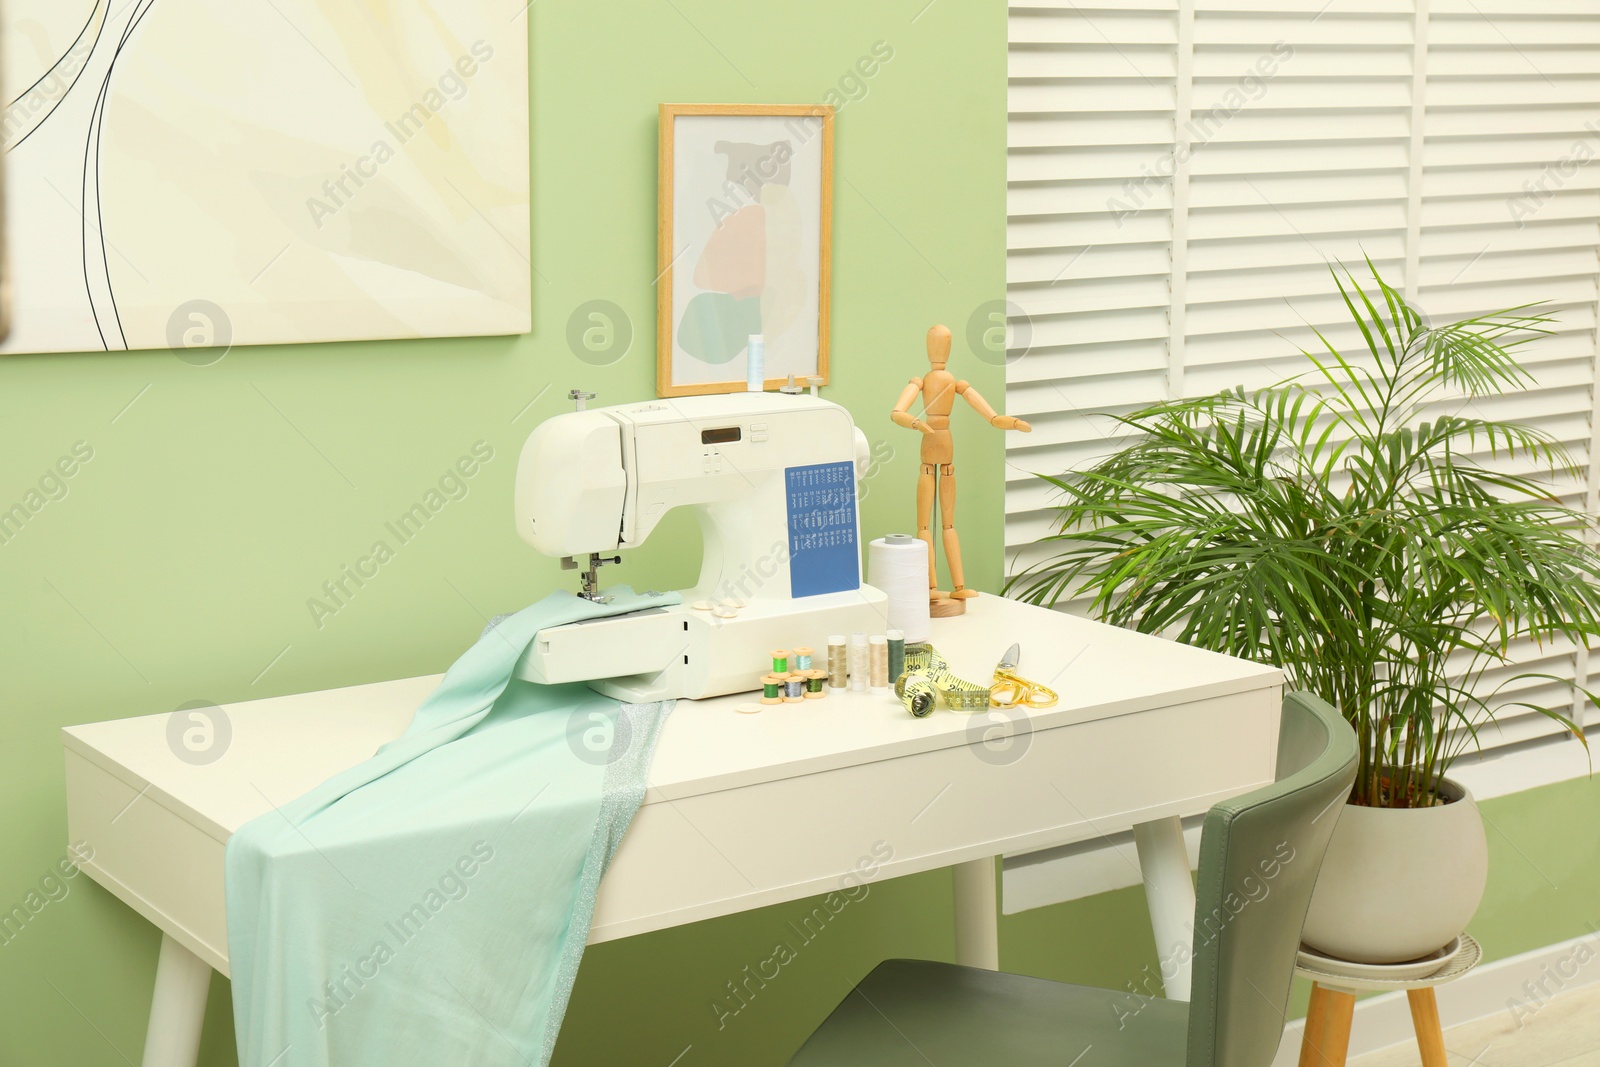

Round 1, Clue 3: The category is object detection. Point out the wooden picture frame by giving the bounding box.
[657,103,833,398]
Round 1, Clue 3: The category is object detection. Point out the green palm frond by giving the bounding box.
[1007,261,1600,807]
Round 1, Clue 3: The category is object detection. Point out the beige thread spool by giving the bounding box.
[869,635,889,689]
[827,635,848,689]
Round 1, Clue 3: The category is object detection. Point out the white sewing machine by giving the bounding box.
[513,392,889,702]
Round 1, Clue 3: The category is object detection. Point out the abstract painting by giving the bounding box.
[657,104,832,397]
[1,0,530,356]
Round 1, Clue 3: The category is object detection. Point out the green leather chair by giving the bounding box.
[788,691,1359,1067]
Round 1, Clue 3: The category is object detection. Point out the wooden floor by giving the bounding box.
[1350,980,1600,1066]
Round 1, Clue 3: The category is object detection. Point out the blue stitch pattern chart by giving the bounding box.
[784,461,861,598]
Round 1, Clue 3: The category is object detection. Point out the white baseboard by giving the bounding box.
[1269,929,1600,1065]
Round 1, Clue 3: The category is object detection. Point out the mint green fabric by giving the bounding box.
[225,588,677,1067]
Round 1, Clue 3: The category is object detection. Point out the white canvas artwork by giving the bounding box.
[1,0,530,355]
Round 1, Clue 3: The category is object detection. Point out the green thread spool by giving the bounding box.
[804,671,826,697]
[761,674,783,704]
[771,648,790,673]
[900,672,935,718]
[886,629,905,684]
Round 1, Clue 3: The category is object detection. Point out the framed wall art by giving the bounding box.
[1,0,529,355]
[657,103,833,397]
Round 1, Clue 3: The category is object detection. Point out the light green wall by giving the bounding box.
[3,3,1592,1065]
[0,2,1007,1065]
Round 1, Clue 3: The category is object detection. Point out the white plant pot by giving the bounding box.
[1301,775,1488,965]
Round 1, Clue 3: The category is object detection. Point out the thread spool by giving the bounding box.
[886,628,906,684]
[746,334,766,392]
[771,649,790,673]
[868,535,931,643]
[849,632,869,692]
[827,635,848,689]
[804,670,827,698]
[782,674,805,702]
[869,635,889,689]
[794,646,814,671]
[761,674,784,705]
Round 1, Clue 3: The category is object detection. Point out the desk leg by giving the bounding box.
[1133,815,1196,1001]
[952,857,999,970]
[141,934,211,1067]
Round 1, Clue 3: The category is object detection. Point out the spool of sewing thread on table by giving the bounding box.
[869,635,889,689]
[761,674,784,705]
[794,646,814,671]
[849,632,869,692]
[804,670,827,698]
[771,649,790,673]
[827,635,848,689]
[782,674,805,702]
[746,334,766,392]
[868,534,931,644]
[886,629,906,683]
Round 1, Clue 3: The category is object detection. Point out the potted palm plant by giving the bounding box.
[1009,262,1600,963]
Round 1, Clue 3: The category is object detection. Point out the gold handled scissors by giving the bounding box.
[989,643,1059,709]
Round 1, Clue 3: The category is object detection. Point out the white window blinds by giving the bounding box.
[1005,0,1600,756]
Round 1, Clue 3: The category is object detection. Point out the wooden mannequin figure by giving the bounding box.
[891,324,1032,612]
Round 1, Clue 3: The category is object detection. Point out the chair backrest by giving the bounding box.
[1184,692,1358,1067]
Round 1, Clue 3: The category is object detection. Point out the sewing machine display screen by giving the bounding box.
[784,461,860,598]
[700,426,742,445]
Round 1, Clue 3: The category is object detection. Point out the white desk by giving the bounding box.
[62,594,1282,1067]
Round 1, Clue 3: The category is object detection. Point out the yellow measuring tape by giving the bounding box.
[894,643,990,715]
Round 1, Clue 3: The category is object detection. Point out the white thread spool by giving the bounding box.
[868,534,931,644]
[849,632,869,693]
[746,334,765,392]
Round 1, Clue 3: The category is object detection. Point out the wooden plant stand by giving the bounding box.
[1296,934,1482,1067]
